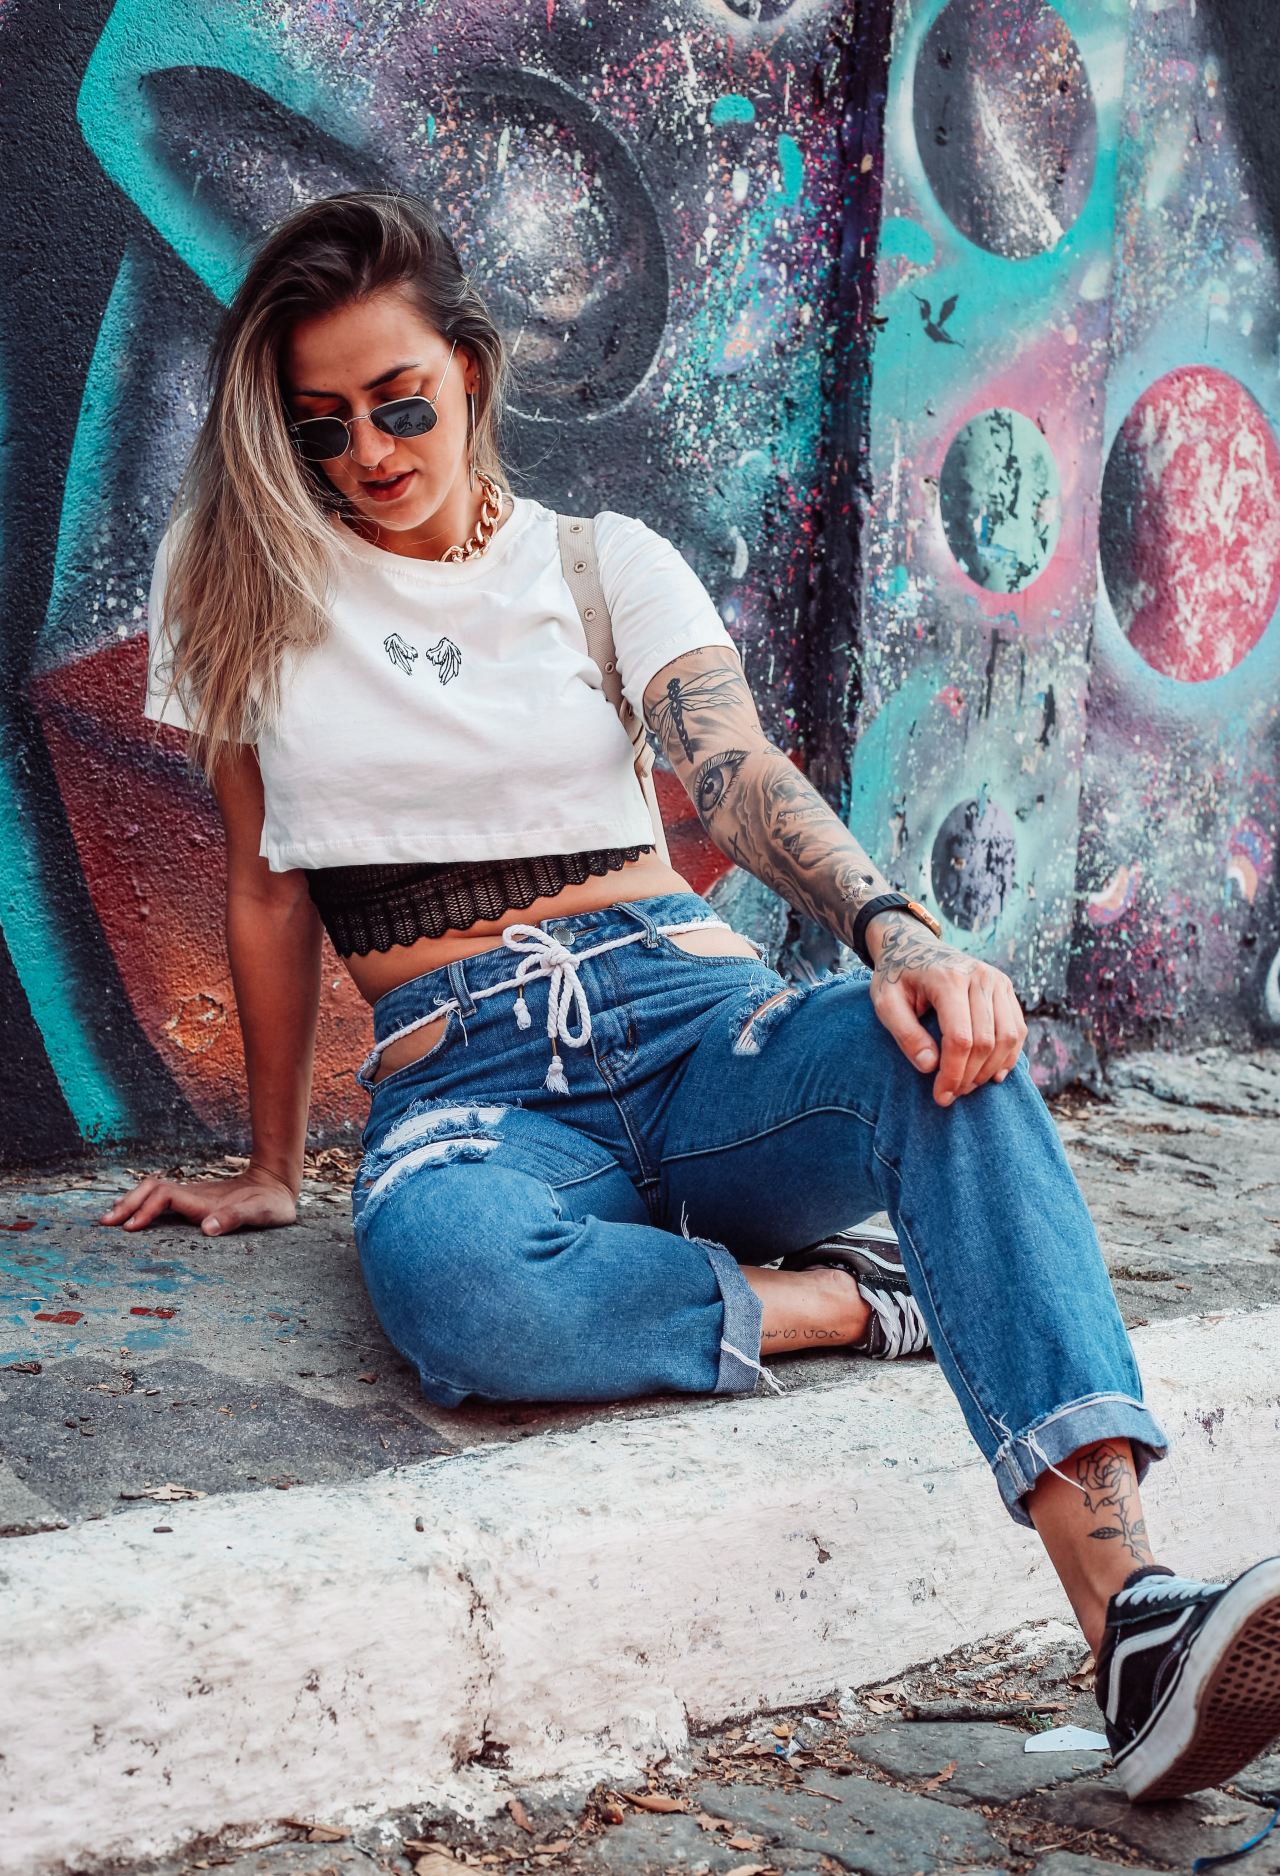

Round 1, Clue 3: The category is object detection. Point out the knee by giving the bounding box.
[863,1001,1043,1128]
[356,1165,579,1401]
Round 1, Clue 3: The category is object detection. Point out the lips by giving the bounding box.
[361,469,415,502]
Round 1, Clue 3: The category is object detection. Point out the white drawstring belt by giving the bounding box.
[357,915,758,1095]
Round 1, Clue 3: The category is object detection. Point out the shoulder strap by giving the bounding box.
[557,512,669,864]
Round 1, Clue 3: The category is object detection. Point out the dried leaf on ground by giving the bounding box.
[625,1791,687,1813]
[726,1832,761,1850]
[414,1855,462,1876]
[1067,1651,1097,1690]
[507,1798,533,1834]
[696,1813,732,1832]
[922,1759,957,1791]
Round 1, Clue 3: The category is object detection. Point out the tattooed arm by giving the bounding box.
[642,646,1027,1104]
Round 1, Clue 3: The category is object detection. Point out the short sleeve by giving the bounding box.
[141,521,196,732]
[593,510,742,718]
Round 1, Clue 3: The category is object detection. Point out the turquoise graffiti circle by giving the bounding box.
[938,406,1061,593]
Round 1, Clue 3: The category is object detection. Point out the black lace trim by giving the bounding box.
[306,846,655,956]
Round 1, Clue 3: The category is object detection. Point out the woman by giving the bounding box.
[103,191,1278,1802]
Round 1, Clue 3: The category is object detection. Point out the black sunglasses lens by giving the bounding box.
[373,398,437,439]
[290,420,349,462]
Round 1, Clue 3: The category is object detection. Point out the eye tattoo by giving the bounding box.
[693,748,749,823]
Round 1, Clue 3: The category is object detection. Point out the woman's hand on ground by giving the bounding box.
[98,1163,299,1235]
[867,912,1028,1106]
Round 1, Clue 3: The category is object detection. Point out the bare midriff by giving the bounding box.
[343,848,765,1085]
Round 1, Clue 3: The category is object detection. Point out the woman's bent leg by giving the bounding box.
[350,1094,769,1406]
[657,968,1170,1526]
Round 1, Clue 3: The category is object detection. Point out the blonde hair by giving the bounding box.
[151,190,516,788]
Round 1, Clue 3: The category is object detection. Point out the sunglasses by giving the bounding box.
[287,338,457,463]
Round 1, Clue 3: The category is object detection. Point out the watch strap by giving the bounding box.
[851,892,947,967]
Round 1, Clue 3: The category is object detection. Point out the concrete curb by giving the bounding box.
[5,1307,1279,1874]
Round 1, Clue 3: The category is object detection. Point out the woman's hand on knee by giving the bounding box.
[98,1164,299,1235]
[868,923,1028,1106]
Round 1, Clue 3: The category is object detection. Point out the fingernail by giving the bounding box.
[938,1091,954,1106]
[205,1218,220,1233]
[915,1047,936,1068]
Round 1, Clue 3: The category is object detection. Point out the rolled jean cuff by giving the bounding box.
[993,1391,1172,1528]
[700,1239,767,1395]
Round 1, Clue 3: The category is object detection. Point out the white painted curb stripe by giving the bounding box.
[3,1307,1278,1874]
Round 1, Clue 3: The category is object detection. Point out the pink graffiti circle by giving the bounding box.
[1099,365,1280,683]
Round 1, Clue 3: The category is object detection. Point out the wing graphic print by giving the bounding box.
[424,637,462,685]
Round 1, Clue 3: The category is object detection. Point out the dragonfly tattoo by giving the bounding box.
[644,664,747,763]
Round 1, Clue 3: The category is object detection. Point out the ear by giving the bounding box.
[454,343,482,398]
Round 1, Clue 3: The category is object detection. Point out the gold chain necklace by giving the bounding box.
[441,472,504,563]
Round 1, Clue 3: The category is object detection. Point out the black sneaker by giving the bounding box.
[1095,1557,1280,1802]
[777,1224,933,1360]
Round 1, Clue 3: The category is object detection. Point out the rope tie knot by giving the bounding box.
[501,924,594,1091]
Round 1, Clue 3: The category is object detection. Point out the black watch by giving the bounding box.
[850,892,942,967]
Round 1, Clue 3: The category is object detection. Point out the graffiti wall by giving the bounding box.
[2,0,888,1163]
[857,0,1280,1077]
[2,0,1278,1164]
[1072,0,1280,1053]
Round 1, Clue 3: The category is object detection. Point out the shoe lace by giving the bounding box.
[1117,1573,1215,1609]
[862,1284,931,1358]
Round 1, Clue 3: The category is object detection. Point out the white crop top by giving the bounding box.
[142,494,741,872]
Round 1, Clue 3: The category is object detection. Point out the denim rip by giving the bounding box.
[354,1099,510,1232]
[727,966,863,1056]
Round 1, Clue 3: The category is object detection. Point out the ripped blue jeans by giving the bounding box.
[351,891,1168,1525]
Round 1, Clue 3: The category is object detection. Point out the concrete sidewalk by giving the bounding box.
[3,1046,1279,1874]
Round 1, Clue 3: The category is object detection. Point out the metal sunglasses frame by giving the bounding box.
[287,338,458,461]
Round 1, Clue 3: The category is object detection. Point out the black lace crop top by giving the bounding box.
[305,845,655,957]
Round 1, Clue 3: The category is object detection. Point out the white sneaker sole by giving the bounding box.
[1116,1554,1280,1803]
